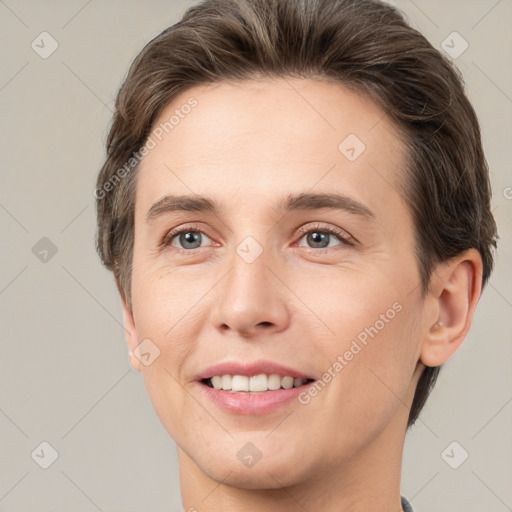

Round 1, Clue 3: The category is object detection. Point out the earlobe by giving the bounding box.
[420,249,483,368]
[121,300,143,372]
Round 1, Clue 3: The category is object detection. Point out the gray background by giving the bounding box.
[1,0,511,510]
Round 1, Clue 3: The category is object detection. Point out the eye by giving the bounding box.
[295,223,354,251]
[161,224,213,251]
[160,222,355,253]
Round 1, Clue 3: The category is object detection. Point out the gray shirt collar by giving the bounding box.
[401,495,413,512]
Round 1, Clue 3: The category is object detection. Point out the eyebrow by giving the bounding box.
[146,192,375,223]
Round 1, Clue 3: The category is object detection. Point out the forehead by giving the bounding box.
[136,78,408,217]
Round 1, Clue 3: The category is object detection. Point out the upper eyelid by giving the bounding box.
[295,223,354,242]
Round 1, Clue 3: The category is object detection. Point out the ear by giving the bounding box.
[121,300,143,372]
[420,249,483,367]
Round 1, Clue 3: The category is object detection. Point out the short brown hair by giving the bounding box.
[95,0,498,427]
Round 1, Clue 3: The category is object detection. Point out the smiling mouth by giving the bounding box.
[201,374,315,393]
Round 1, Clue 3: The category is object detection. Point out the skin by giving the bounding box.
[121,78,482,511]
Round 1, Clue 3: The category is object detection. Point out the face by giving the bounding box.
[124,78,427,489]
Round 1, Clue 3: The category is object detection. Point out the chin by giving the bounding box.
[190,440,312,489]
[203,460,306,490]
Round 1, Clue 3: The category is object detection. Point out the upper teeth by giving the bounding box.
[209,374,307,392]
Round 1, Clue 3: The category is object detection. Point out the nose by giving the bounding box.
[210,246,291,339]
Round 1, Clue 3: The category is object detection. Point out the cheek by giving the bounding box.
[129,264,217,415]
[131,259,208,339]
[332,301,420,427]
[303,270,421,431]
[290,261,409,345]
[129,267,194,380]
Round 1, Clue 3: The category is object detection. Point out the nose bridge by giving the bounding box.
[211,227,290,337]
[228,237,270,300]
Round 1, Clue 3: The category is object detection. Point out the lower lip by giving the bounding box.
[197,381,315,415]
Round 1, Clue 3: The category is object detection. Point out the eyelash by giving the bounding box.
[160,222,355,254]
[295,223,355,251]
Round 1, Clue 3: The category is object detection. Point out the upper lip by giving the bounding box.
[196,360,315,381]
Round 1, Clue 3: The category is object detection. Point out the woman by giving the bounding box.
[95,0,497,510]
